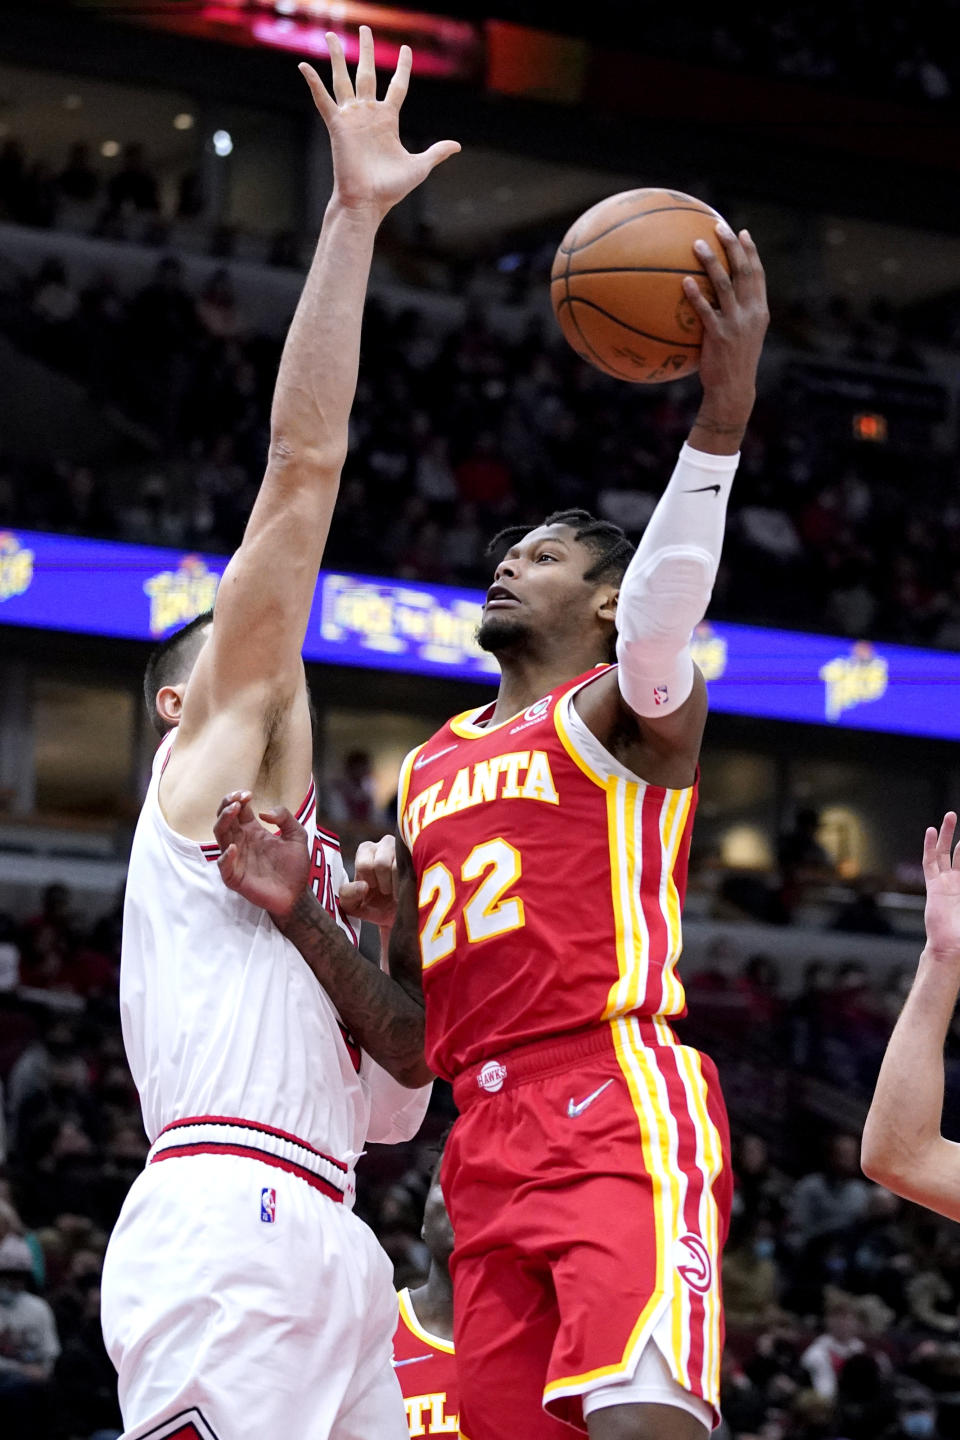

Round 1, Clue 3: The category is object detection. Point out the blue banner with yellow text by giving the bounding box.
[0,528,957,741]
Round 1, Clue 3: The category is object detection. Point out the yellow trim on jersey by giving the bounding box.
[542,1016,670,1402]
[659,784,694,1015]
[448,703,521,739]
[552,688,609,789]
[397,1287,456,1356]
[397,744,428,842]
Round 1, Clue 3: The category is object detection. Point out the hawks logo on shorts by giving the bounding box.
[140,1410,219,1440]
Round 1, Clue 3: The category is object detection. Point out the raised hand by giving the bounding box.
[300,25,460,219]
[339,834,398,930]
[683,223,769,426]
[923,812,960,962]
[214,790,310,920]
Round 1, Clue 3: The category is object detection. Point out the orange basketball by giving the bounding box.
[550,188,731,384]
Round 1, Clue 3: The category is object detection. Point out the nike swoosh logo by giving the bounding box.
[393,1354,433,1367]
[567,1078,614,1118]
[414,744,458,770]
[685,484,721,495]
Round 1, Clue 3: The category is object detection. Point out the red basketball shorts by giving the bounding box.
[445,1015,731,1440]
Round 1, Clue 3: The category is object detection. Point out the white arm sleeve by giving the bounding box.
[616,442,739,718]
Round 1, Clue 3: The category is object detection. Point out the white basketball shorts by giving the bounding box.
[101,1150,408,1440]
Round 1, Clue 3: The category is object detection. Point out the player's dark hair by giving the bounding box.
[487,511,634,661]
[487,509,635,586]
[142,610,214,736]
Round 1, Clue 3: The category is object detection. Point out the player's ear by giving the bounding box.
[597,589,618,625]
[156,683,186,729]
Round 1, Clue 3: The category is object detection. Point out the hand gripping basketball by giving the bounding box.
[682,224,769,415]
[299,25,460,220]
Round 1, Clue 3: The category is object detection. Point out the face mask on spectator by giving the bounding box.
[903,1411,936,1438]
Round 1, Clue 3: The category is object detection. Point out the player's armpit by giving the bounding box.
[279,886,432,1089]
[572,665,706,791]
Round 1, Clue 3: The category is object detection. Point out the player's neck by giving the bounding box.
[490,649,604,726]
[408,1262,453,1341]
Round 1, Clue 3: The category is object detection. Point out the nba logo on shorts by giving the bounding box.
[260,1187,276,1224]
[653,685,669,707]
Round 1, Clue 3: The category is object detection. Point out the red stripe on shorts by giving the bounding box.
[150,1141,345,1202]
[660,1046,711,1394]
[157,1115,348,1171]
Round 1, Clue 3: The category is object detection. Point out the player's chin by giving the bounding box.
[476,612,532,655]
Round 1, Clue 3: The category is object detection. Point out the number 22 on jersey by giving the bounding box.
[418,838,525,967]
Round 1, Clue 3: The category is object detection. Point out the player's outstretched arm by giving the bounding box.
[600,225,768,777]
[862,813,960,1219]
[165,30,460,837]
[215,793,432,1087]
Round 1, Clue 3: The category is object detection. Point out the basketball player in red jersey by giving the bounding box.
[215,224,768,1440]
[393,1151,459,1437]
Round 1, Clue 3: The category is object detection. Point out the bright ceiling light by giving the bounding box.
[173,112,195,131]
[212,129,233,157]
[101,140,120,158]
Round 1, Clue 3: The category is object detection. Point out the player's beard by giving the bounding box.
[476,612,534,656]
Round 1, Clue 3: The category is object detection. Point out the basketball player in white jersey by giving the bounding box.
[100,30,459,1440]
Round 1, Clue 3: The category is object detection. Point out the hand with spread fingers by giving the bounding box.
[923,812,960,963]
[683,223,769,433]
[339,834,399,931]
[299,25,460,220]
[214,791,310,920]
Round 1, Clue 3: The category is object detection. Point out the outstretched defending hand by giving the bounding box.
[923,811,960,963]
[215,791,310,920]
[300,25,460,220]
[339,834,399,930]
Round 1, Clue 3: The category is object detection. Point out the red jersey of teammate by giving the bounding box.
[393,1288,458,1437]
[398,665,698,1080]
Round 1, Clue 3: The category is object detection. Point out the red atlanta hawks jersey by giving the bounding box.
[398,666,698,1081]
[393,1288,458,1437]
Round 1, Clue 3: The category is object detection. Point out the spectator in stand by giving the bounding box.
[733,1131,789,1229]
[106,142,159,214]
[0,1232,60,1430]
[454,430,513,508]
[0,915,20,993]
[57,141,100,204]
[786,1132,871,1254]
[196,267,242,342]
[800,1291,866,1402]
[176,168,205,221]
[833,878,895,935]
[721,1215,782,1328]
[324,748,380,831]
[0,137,27,217]
[779,808,836,918]
[18,159,59,228]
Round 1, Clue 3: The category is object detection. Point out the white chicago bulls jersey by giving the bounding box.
[120,731,428,1192]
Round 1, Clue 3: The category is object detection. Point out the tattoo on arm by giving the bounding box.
[281,882,430,1088]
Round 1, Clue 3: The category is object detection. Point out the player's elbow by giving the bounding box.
[861,1120,920,1191]
[394,1056,435,1090]
[267,431,346,481]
